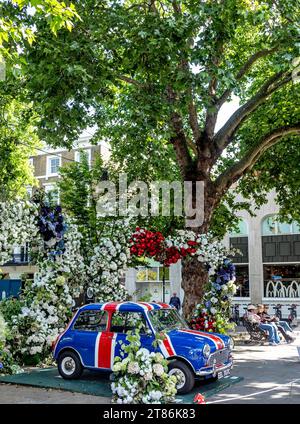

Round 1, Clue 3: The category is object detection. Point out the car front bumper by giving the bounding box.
[196,360,233,377]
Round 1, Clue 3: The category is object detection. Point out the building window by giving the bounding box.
[44,184,60,204]
[47,156,61,176]
[234,265,250,297]
[262,215,300,235]
[26,186,33,198]
[229,218,248,237]
[75,149,91,166]
[135,266,170,303]
[136,266,170,282]
[263,264,300,298]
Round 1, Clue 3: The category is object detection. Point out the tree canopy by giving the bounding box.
[0,0,79,200]
[11,0,299,234]
[1,0,300,314]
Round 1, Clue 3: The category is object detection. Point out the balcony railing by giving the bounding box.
[264,280,300,298]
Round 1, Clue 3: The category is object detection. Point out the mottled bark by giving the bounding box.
[181,179,217,319]
[182,257,208,319]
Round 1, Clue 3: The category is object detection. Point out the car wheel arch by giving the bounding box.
[167,356,196,375]
[57,347,84,367]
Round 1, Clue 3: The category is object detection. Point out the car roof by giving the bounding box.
[78,301,171,313]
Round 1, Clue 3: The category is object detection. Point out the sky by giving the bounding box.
[215,95,240,133]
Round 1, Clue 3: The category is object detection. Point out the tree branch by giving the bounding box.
[186,136,197,155]
[215,124,300,193]
[216,46,279,108]
[203,36,226,141]
[169,111,193,176]
[187,89,201,143]
[117,75,144,87]
[214,70,292,152]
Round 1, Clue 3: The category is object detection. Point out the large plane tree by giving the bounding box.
[13,0,300,316]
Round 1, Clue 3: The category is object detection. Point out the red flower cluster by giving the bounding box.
[190,313,216,332]
[130,228,199,267]
[164,246,181,266]
[130,228,164,258]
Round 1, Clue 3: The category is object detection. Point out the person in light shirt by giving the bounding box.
[259,304,296,343]
[246,304,281,346]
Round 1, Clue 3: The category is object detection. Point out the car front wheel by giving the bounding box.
[58,351,83,379]
[168,360,195,394]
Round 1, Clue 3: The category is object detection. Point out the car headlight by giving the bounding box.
[203,343,211,358]
[229,337,234,350]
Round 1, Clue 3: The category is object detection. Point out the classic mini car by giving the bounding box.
[53,301,233,393]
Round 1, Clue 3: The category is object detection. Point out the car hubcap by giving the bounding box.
[61,357,76,375]
[169,368,186,390]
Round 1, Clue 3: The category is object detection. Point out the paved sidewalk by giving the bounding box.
[0,383,109,404]
[207,334,300,404]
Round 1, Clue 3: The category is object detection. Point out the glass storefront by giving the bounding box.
[263,264,300,298]
[135,266,170,303]
[264,264,300,281]
[233,264,250,297]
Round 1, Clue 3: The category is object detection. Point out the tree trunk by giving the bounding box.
[181,257,208,319]
[181,178,217,319]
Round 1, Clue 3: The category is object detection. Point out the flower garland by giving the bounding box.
[130,228,237,334]
[111,331,177,404]
[130,228,231,270]
[190,259,237,334]
[130,228,197,266]
[86,220,132,302]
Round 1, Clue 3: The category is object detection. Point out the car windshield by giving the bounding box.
[148,308,189,332]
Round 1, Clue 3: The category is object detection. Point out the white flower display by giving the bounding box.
[86,220,131,302]
[152,363,164,377]
[0,200,39,266]
[111,331,178,404]
[164,231,230,272]
[127,362,140,374]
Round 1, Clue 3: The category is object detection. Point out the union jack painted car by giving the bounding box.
[53,301,233,393]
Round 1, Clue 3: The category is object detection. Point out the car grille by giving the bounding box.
[207,349,230,366]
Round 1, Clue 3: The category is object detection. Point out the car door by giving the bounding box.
[72,309,109,368]
[109,311,157,360]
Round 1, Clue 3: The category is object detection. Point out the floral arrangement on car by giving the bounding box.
[111,330,177,404]
[190,259,237,334]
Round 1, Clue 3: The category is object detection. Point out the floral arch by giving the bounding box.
[0,199,236,373]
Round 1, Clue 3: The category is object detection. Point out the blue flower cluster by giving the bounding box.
[38,205,67,255]
[212,259,236,291]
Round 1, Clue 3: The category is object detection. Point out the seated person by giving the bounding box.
[245,304,281,346]
[263,304,294,334]
[259,304,295,343]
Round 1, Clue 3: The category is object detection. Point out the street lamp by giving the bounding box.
[162,265,166,303]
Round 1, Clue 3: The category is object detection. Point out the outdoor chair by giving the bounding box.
[242,317,268,345]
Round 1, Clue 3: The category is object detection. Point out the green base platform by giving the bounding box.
[0,368,243,403]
